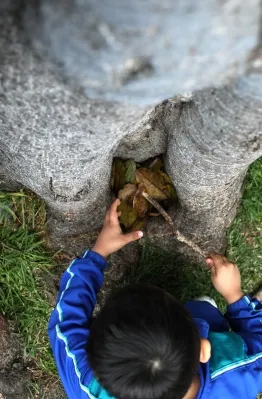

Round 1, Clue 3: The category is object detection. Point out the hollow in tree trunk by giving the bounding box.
[1,1,262,259]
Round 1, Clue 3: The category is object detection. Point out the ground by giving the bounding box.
[0,157,262,397]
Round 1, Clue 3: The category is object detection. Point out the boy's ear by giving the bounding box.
[199,338,211,363]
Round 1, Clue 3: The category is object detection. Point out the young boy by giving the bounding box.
[48,199,262,399]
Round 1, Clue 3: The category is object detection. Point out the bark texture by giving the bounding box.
[1,1,262,254]
[23,0,260,105]
[165,78,262,251]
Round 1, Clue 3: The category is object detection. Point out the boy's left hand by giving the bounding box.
[206,253,243,305]
[92,199,143,258]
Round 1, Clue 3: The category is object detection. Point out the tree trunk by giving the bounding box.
[1,1,262,256]
[165,78,262,252]
[23,0,260,105]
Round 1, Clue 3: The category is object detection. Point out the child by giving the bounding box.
[48,199,262,399]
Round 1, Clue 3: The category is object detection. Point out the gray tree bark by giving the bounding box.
[165,78,262,251]
[1,0,262,254]
[23,0,260,105]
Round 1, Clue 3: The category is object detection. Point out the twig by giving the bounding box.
[175,230,207,258]
[142,192,175,228]
[142,191,207,258]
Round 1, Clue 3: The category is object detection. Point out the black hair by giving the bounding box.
[87,284,200,399]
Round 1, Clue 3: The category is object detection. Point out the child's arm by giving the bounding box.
[206,254,262,354]
[48,251,107,397]
[48,199,143,398]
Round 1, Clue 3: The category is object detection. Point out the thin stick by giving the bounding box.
[175,230,207,258]
[142,192,175,228]
[142,191,207,258]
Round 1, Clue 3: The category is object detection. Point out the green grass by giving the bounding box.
[124,157,262,311]
[227,157,262,294]
[0,191,46,230]
[0,192,57,385]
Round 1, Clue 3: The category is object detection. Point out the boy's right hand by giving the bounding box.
[92,199,143,259]
[206,253,244,305]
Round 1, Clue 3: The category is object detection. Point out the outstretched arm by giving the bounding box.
[48,199,143,398]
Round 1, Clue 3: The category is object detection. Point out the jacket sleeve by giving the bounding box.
[225,295,262,355]
[48,250,108,399]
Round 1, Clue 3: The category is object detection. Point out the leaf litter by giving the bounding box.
[111,156,207,257]
[111,156,176,230]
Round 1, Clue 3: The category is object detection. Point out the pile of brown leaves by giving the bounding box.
[111,157,176,231]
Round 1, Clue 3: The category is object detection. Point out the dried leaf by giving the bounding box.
[157,172,176,200]
[164,184,177,200]
[149,158,163,173]
[118,184,137,203]
[135,168,168,200]
[125,159,136,183]
[130,218,146,232]
[112,158,126,193]
[133,186,149,218]
[159,172,173,185]
[118,200,138,229]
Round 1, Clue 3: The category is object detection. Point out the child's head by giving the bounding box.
[88,284,209,399]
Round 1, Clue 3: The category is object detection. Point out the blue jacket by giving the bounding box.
[48,251,262,399]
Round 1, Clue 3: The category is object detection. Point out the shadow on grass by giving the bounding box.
[123,242,226,310]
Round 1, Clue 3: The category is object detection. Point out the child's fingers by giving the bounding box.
[205,257,214,271]
[206,253,228,276]
[104,209,111,224]
[111,198,121,212]
[122,230,143,245]
[207,253,226,268]
[206,260,217,276]
[215,254,233,267]
[221,255,229,264]
[109,199,121,224]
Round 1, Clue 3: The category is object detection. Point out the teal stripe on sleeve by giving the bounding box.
[209,331,247,378]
